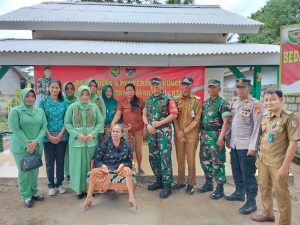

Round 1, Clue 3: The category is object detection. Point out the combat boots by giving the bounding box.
[224,189,245,201]
[198,179,213,193]
[210,184,224,200]
[239,199,257,215]
[148,176,163,191]
[159,183,172,199]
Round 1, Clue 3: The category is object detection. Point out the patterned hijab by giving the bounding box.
[63,81,76,104]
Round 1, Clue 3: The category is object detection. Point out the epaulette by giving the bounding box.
[283,109,293,115]
[263,111,268,116]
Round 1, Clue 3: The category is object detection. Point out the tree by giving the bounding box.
[239,0,300,44]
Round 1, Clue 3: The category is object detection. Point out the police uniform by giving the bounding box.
[173,77,202,194]
[256,109,300,225]
[144,77,178,198]
[199,79,230,199]
[225,78,264,215]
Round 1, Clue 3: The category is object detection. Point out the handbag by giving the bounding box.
[21,150,43,172]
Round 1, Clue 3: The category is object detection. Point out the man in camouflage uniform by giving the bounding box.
[35,65,52,106]
[142,77,178,199]
[225,78,264,215]
[173,77,202,195]
[198,79,230,200]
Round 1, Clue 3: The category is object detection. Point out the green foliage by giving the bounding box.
[239,0,300,44]
[4,88,22,112]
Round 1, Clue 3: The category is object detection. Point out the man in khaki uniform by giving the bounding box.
[251,89,300,225]
[173,77,202,194]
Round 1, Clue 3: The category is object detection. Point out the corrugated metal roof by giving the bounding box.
[0,2,262,26]
[0,39,279,56]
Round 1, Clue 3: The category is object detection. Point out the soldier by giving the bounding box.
[251,89,300,225]
[142,77,178,199]
[225,78,264,215]
[173,77,202,195]
[198,79,230,200]
[35,65,52,106]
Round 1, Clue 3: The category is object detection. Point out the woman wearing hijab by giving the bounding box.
[63,81,76,181]
[86,79,106,121]
[111,83,145,176]
[40,79,69,196]
[8,88,47,208]
[102,85,119,127]
[64,85,104,200]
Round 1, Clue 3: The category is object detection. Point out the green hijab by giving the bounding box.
[77,85,92,109]
[85,78,99,102]
[63,81,76,104]
[102,85,118,126]
[19,88,36,113]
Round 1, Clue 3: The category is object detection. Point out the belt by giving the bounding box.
[201,125,222,131]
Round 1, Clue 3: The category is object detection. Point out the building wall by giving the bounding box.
[0,69,21,95]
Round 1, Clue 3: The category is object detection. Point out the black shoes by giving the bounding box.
[148,177,163,191]
[159,183,172,199]
[75,192,87,200]
[198,182,213,193]
[210,184,224,200]
[24,199,33,208]
[172,183,186,190]
[32,195,44,201]
[186,185,195,195]
[239,200,257,215]
[224,190,245,201]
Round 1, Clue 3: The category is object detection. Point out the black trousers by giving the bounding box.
[44,141,67,189]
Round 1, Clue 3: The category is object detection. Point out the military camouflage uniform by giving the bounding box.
[200,96,230,185]
[144,92,177,184]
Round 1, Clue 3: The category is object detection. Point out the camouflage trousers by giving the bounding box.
[147,126,173,184]
[200,130,226,185]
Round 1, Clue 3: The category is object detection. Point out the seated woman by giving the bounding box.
[84,124,137,210]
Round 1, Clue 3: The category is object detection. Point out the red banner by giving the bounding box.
[34,66,205,100]
[281,26,300,85]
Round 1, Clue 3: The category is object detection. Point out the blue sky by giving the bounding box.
[0,0,269,39]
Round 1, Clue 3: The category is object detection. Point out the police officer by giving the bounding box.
[198,79,230,200]
[225,78,264,215]
[251,89,300,225]
[142,77,178,199]
[173,77,202,194]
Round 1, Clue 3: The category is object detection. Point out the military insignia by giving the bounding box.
[288,29,300,44]
[291,119,299,128]
[110,66,121,78]
[125,67,136,79]
[254,103,261,114]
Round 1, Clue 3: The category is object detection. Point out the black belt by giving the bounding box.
[201,125,222,131]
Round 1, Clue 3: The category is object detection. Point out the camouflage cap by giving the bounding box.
[150,77,162,84]
[43,65,51,71]
[208,79,221,87]
[236,78,251,87]
[181,77,194,84]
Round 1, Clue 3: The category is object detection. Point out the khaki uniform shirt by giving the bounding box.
[229,96,264,150]
[173,94,202,139]
[260,109,300,168]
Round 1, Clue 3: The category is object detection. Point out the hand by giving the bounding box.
[85,134,93,142]
[152,121,161,128]
[114,164,124,173]
[49,135,59,144]
[27,141,37,150]
[101,165,109,173]
[247,150,256,157]
[77,134,86,142]
[56,132,64,141]
[217,138,225,147]
[277,166,289,180]
[176,130,185,140]
[147,124,156,134]
[226,142,231,149]
[179,137,187,143]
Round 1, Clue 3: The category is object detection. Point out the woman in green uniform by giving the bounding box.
[64,85,104,200]
[8,88,47,208]
[63,81,76,181]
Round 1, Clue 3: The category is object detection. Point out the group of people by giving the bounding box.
[8,66,299,225]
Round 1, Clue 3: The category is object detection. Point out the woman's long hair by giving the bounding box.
[125,83,139,112]
[48,79,64,102]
